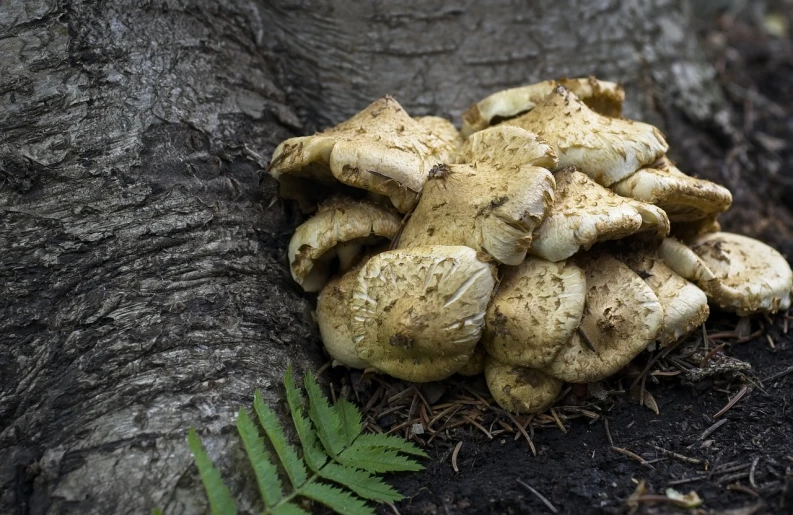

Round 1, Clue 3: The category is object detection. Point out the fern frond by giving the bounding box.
[333,398,363,448]
[337,443,424,474]
[353,433,429,458]
[270,502,311,515]
[254,390,308,488]
[236,409,282,507]
[300,482,374,515]
[317,462,403,503]
[303,371,345,457]
[187,428,238,515]
[284,366,328,472]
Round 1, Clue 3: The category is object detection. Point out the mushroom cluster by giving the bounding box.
[269,81,793,414]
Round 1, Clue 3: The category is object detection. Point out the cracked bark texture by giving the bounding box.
[0,1,730,514]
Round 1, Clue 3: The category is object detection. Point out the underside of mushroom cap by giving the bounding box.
[288,197,402,292]
[351,246,497,382]
[612,156,733,222]
[485,358,563,414]
[269,96,460,212]
[543,254,664,383]
[503,86,668,186]
[461,77,624,138]
[317,264,370,369]
[483,258,586,368]
[456,125,558,170]
[398,162,556,265]
[529,168,670,262]
[659,233,793,315]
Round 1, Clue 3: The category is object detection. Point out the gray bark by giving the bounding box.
[0,1,731,513]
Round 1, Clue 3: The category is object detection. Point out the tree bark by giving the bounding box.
[0,1,736,514]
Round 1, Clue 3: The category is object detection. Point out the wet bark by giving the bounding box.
[0,1,731,513]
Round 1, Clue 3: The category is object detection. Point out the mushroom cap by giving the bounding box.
[612,156,733,222]
[658,233,793,315]
[503,86,668,186]
[351,246,497,382]
[398,161,556,266]
[483,258,586,368]
[620,251,709,346]
[461,77,624,137]
[316,265,370,369]
[457,344,487,376]
[288,197,402,292]
[455,125,558,170]
[484,358,563,414]
[270,96,460,212]
[543,254,664,383]
[529,168,670,262]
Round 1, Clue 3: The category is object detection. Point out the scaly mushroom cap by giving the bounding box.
[461,77,624,137]
[484,358,563,414]
[351,246,497,382]
[398,161,556,266]
[288,197,402,292]
[483,258,586,368]
[457,344,487,377]
[620,251,709,346]
[543,255,664,383]
[455,125,558,170]
[503,86,668,186]
[658,233,793,315]
[316,264,370,369]
[611,156,733,222]
[529,168,670,262]
[270,96,460,212]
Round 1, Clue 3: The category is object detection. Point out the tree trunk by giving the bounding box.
[0,1,742,513]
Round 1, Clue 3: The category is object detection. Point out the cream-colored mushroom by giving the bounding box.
[612,156,732,222]
[455,125,558,170]
[269,96,460,213]
[483,258,586,368]
[350,246,497,382]
[457,344,487,377]
[529,168,670,262]
[658,233,793,315]
[484,358,563,414]
[316,264,370,369]
[461,77,624,137]
[288,197,402,292]
[503,86,668,186]
[543,254,664,383]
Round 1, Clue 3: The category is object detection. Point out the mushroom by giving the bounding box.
[483,258,586,368]
[542,254,664,383]
[502,86,668,186]
[269,96,460,213]
[455,125,558,170]
[529,168,670,263]
[457,344,487,376]
[288,197,402,292]
[350,246,497,382]
[658,233,793,315]
[620,251,709,346]
[316,264,370,369]
[461,77,624,137]
[484,358,563,414]
[611,156,732,222]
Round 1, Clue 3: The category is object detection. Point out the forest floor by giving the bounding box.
[321,9,793,515]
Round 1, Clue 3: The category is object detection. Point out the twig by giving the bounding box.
[611,446,655,470]
[699,419,728,440]
[652,445,705,465]
[517,480,559,513]
[764,365,793,382]
[727,483,759,497]
[604,418,614,446]
[750,457,760,488]
[451,441,463,473]
[713,386,749,419]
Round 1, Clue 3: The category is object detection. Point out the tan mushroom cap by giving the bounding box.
[503,86,668,186]
[457,344,487,377]
[612,157,733,222]
[316,265,370,369]
[484,358,563,414]
[398,161,556,265]
[529,168,670,263]
[658,233,793,315]
[483,258,586,368]
[620,251,709,346]
[461,77,624,138]
[455,125,558,170]
[269,96,460,213]
[543,254,664,383]
[288,197,402,292]
[351,246,497,382]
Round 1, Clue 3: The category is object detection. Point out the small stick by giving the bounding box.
[578,327,597,352]
[517,480,558,513]
[750,457,760,488]
[667,476,706,486]
[611,446,655,470]
[550,408,567,433]
[727,483,759,497]
[451,441,463,473]
[652,445,705,465]
[604,417,614,446]
[464,416,493,439]
[507,412,537,456]
[713,386,749,419]
[699,343,726,367]
[699,419,728,440]
[764,365,793,382]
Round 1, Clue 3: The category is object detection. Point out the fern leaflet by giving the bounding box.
[303,371,345,457]
[254,391,308,488]
[236,408,282,507]
[187,428,237,515]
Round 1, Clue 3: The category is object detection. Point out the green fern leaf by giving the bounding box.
[187,428,238,515]
[303,371,345,457]
[353,433,429,458]
[284,366,328,472]
[300,482,375,515]
[152,509,164,515]
[253,391,308,488]
[337,443,423,474]
[236,409,282,507]
[270,502,311,515]
[318,462,403,503]
[333,398,363,448]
